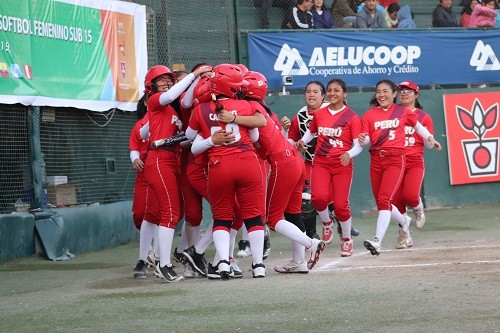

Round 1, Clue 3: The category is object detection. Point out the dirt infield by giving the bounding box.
[1,203,499,333]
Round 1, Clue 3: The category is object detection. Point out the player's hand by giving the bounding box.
[339,152,351,166]
[193,65,212,78]
[211,129,235,146]
[429,137,442,151]
[217,109,235,124]
[296,140,307,153]
[281,116,291,131]
[132,158,144,171]
[358,133,368,146]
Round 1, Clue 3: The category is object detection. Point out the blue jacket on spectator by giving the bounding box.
[397,5,416,28]
[311,8,336,28]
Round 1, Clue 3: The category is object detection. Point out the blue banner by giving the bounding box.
[248,30,500,90]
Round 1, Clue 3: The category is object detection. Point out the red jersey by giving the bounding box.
[248,101,293,161]
[189,99,256,157]
[129,114,150,161]
[147,92,184,143]
[404,108,435,157]
[309,105,361,157]
[361,103,418,152]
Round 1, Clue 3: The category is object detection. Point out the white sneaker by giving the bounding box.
[397,228,414,249]
[146,251,159,269]
[340,238,353,257]
[230,258,243,278]
[363,237,381,256]
[252,263,266,278]
[274,260,309,274]
[236,240,252,258]
[183,262,196,278]
[305,238,325,269]
[414,208,426,229]
[399,215,411,233]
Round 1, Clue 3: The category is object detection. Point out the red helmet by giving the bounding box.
[144,65,176,95]
[209,63,248,99]
[193,77,213,104]
[235,64,249,76]
[244,71,268,101]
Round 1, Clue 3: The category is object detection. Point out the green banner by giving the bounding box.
[0,0,147,111]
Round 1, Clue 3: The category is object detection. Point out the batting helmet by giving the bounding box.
[235,63,249,76]
[193,77,213,104]
[244,71,268,101]
[144,65,176,95]
[210,63,248,99]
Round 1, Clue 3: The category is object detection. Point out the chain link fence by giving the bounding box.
[0,0,480,214]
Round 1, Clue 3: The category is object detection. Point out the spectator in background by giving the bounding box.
[282,0,314,29]
[460,0,479,27]
[469,0,498,27]
[357,0,385,13]
[331,0,359,28]
[397,5,417,28]
[254,0,295,29]
[356,0,388,28]
[311,0,336,28]
[384,2,400,27]
[432,0,460,27]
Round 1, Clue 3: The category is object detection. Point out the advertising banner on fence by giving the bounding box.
[248,30,500,91]
[443,92,500,185]
[0,0,147,111]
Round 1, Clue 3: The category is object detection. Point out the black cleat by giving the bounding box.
[133,260,148,279]
[182,246,207,277]
[154,263,178,282]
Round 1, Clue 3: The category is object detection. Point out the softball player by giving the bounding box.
[359,79,441,256]
[186,64,266,279]
[141,64,212,282]
[296,79,362,257]
[286,81,329,240]
[392,81,436,247]
[129,95,161,278]
[217,71,326,273]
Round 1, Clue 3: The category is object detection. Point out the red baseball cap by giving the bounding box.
[398,81,419,93]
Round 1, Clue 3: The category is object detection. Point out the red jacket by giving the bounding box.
[378,0,399,8]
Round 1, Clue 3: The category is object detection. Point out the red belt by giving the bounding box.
[370,148,405,157]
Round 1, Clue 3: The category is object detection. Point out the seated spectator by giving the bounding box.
[357,1,385,13]
[397,5,416,28]
[469,0,498,27]
[384,2,400,27]
[331,0,361,28]
[460,0,479,27]
[432,0,460,27]
[378,0,399,8]
[254,0,295,29]
[282,0,314,29]
[356,0,388,28]
[312,0,336,28]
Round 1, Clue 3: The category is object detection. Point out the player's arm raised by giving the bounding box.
[217,109,266,128]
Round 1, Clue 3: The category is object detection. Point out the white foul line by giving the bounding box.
[315,244,500,272]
